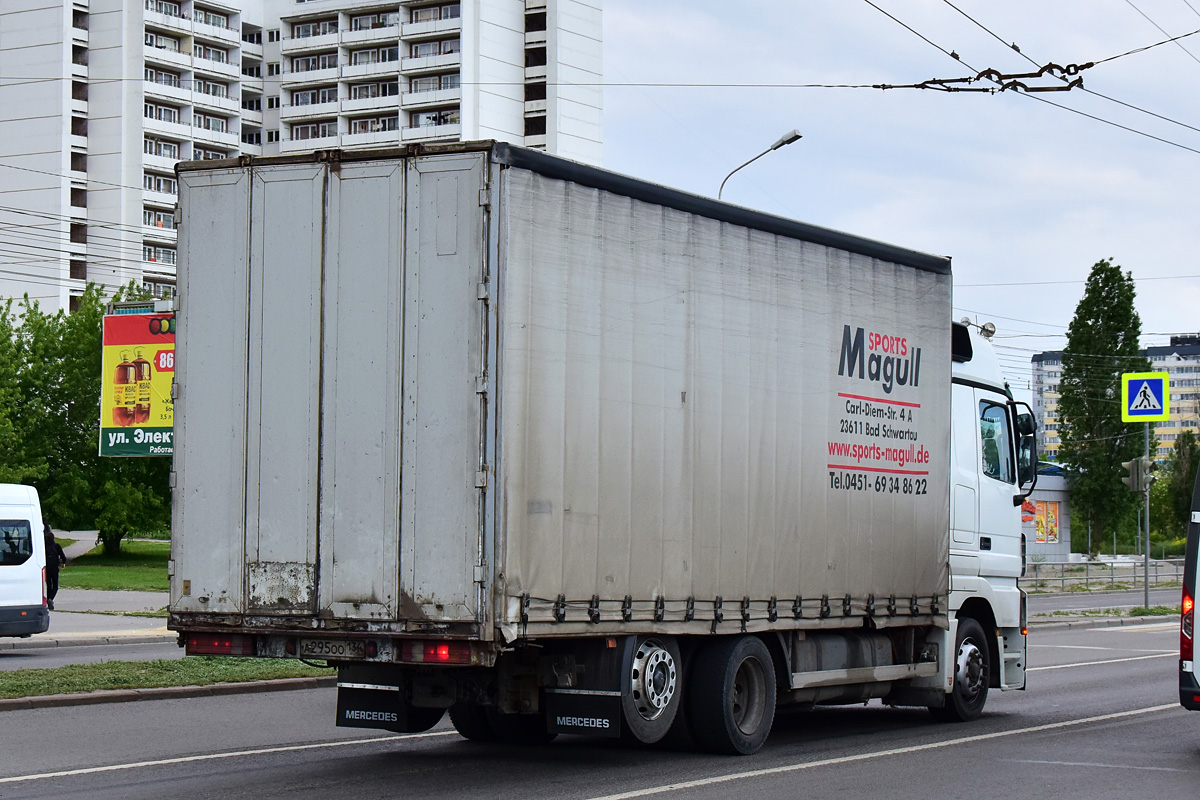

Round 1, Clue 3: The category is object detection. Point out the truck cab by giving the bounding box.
[944,322,1035,719]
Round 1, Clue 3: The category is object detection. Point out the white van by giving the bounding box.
[0,484,49,637]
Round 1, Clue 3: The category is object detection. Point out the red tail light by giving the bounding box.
[1182,593,1194,662]
[399,641,471,664]
[186,633,256,656]
[42,567,47,608]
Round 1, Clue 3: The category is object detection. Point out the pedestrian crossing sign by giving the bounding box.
[1121,371,1169,422]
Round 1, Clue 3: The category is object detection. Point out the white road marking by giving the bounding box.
[583,704,1178,800]
[1010,759,1194,773]
[0,730,459,784]
[1029,645,1175,653]
[1028,653,1176,671]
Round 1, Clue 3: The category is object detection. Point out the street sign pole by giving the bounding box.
[1145,422,1151,610]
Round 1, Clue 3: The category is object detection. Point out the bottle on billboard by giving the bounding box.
[113,350,136,427]
[133,347,152,424]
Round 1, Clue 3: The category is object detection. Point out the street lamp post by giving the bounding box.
[718,129,803,200]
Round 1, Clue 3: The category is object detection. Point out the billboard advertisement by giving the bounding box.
[100,312,174,457]
[1035,500,1059,544]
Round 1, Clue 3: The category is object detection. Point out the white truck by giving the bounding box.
[170,142,1034,754]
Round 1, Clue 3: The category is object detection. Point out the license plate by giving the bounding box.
[299,638,366,659]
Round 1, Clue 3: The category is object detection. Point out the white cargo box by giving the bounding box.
[171,143,951,644]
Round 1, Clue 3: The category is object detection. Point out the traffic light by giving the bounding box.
[1142,456,1157,490]
[1121,458,1142,493]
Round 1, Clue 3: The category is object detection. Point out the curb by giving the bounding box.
[0,675,338,712]
[0,634,177,651]
[1029,615,1176,632]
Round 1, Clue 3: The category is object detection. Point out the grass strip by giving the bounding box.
[0,657,332,699]
[59,540,170,592]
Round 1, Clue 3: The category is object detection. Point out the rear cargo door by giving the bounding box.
[399,153,488,623]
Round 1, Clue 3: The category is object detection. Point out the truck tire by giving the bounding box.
[930,617,990,722]
[485,707,558,745]
[621,636,682,745]
[449,702,497,742]
[687,636,776,755]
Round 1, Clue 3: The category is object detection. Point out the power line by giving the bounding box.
[1123,0,1200,66]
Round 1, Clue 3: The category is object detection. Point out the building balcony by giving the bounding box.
[400,87,460,110]
[279,133,340,153]
[401,17,461,40]
[524,30,547,46]
[144,79,192,106]
[281,66,340,86]
[143,116,193,140]
[340,26,399,47]
[192,90,239,115]
[240,76,264,94]
[341,129,402,149]
[401,122,460,142]
[399,52,460,75]
[192,56,240,81]
[142,223,178,244]
[69,134,88,150]
[523,99,546,113]
[281,31,340,54]
[524,133,547,149]
[193,20,240,47]
[143,153,179,173]
[524,65,547,81]
[71,62,87,81]
[70,98,87,116]
[144,44,192,72]
[191,126,239,149]
[71,27,88,46]
[143,188,178,207]
[241,40,263,60]
[280,100,339,121]
[341,61,400,81]
[240,108,263,126]
[144,9,191,36]
[342,94,401,114]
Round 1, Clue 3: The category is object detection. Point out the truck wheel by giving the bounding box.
[688,636,776,755]
[486,708,558,745]
[621,636,682,744]
[389,706,446,733]
[449,702,497,742]
[930,617,990,722]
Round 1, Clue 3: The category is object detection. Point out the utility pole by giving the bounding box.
[1144,423,1151,609]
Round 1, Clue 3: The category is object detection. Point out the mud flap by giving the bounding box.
[544,689,621,738]
[336,684,408,731]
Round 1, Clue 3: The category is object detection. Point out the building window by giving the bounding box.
[268,96,280,109]
[70,259,87,280]
[242,97,262,111]
[525,81,546,101]
[243,30,262,44]
[195,147,227,160]
[71,116,87,136]
[411,39,459,58]
[291,120,337,140]
[71,188,87,208]
[410,4,460,23]
[143,173,179,194]
[144,137,180,158]
[143,280,177,299]
[144,0,181,16]
[267,130,279,143]
[145,67,182,87]
[72,45,88,66]
[194,8,229,28]
[292,53,337,71]
[525,47,546,68]
[71,152,87,172]
[193,113,228,132]
[525,11,546,32]
[146,33,181,52]
[410,108,459,127]
[70,223,87,244]
[292,86,338,105]
[268,29,280,42]
[242,131,262,145]
[72,81,88,101]
[350,11,399,29]
[193,44,228,63]
[292,19,337,37]
[143,246,176,265]
[72,10,89,30]
[349,116,398,133]
[143,208,176,229]
[144,102,180,124]
[524,115,546,136]
[69,296,81,313]
[243,64,262,78]
[410,75,459,94]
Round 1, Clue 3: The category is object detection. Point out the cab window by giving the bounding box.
[979,402,1014,484]
[0,520,33,566]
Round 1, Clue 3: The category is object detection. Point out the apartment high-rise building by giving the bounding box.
[0,0,602,312]
[1031,335,1200,461]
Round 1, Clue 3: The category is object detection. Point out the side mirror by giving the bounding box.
[1011,403,1038,505]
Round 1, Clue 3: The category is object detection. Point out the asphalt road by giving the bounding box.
[0,622,1192,800]
[1028,587,1181,616]
[0,640,183,671]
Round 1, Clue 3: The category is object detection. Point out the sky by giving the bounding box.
[599,0,1200,396]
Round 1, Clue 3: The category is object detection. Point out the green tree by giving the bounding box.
[1167,430,1199,536]
[15,286,171,555]
[0,299,47,483]
[1058,259,1152,553]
